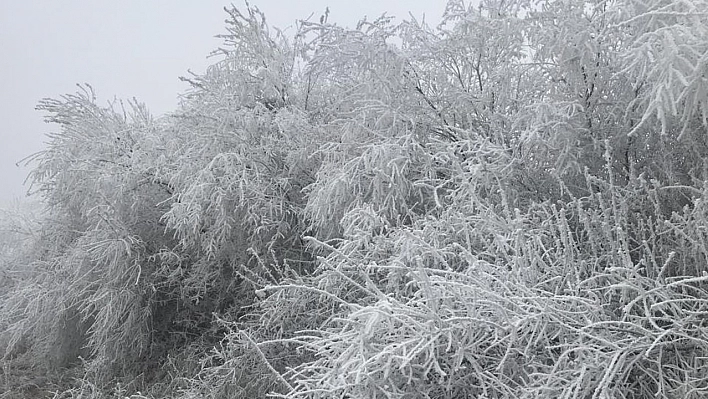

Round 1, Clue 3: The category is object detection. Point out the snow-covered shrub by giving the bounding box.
[4,0,708,398]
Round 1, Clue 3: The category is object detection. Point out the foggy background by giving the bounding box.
[0,0,444,209]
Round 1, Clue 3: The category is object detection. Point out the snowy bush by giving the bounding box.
[3,0,708,397]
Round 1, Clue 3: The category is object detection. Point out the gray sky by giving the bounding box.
[0,0,445,208]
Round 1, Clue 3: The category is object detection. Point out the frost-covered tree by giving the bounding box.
[2,0,708,398]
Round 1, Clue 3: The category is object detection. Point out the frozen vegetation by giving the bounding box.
[2,0,708,397]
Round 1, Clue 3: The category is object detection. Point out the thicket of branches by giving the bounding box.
[2,0,708,397]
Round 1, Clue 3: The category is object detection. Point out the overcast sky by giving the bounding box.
[0,0,445,209]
